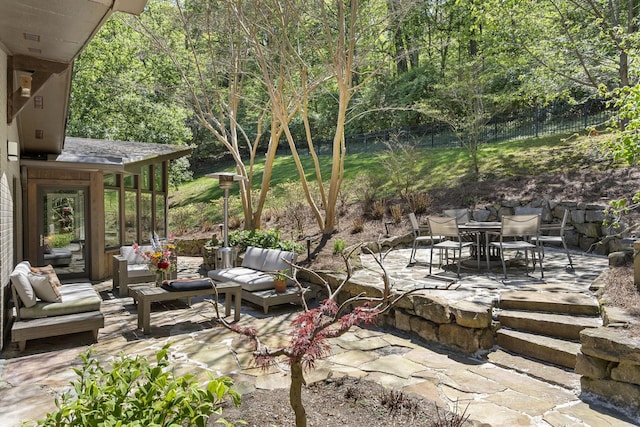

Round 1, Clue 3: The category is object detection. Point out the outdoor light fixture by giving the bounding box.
[20,75,32,97]
[7,140,18,161]
[206,172,246,268]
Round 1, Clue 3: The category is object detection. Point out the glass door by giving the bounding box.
[38,187,88,279]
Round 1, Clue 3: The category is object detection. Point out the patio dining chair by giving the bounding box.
[443,208,471,224]
[426,216,475,278]
[444,208,478,259]
[408,213,443,264]
[531,209,573,271]
[489,214,543,279]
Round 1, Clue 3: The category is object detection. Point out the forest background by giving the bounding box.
[65,0,640,239]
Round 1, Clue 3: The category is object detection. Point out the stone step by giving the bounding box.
[498,290,600,316]
[485,349,580,390]
[497,309,602,340]
[496,328,581,369]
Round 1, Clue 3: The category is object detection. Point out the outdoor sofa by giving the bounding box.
[207,246,309,313]
[9,260,104,351]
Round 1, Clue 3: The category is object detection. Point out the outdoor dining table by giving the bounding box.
[458,221,502,270]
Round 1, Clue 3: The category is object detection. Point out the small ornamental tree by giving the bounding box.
[212,244,420,427]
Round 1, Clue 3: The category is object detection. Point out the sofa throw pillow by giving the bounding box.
[43,242,53,254]
[30,264,62,287]
[28,273,62,303]
[10,272,37,308]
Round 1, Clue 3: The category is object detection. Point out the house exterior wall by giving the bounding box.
[0,45,24,350]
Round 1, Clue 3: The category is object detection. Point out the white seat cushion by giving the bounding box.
[241,247,268,271]
[209,267,275,292]
[262,249,295,272]
[121,245,153,265]
[28,273,62,303]
[11,261,37,308]
[19,283,102,319]
[127,263,152,277]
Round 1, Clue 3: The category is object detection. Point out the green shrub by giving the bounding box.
[228,229,302,253]
[333,238,347,254]
[47,233,73,248]
[31,344,241,427]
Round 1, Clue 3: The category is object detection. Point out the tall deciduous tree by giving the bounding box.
[233,0,411,235]
[68,15,193,186]
[134,0,274,230]
[492,0,639,100]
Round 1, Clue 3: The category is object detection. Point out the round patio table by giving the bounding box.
[458,221,502,270]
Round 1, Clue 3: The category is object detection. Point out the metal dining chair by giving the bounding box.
[443,208,471,224]
[427,216,475,278]
[531,209,573,271]
[489,214,543,279]
[408,213,443,264]
[444,208,478,261]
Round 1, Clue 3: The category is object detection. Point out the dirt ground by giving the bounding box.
[181,166,640,426]
[219,376,468,427]
[261,165,640,271]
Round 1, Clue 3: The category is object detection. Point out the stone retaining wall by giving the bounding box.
[174,238,210,256]
[576,326,640,416]
[306,271,496,354]
[469,199,618,255]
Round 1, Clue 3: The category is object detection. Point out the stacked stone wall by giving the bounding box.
[307,272,496,354]
[470,199,617,255]
[576,327,640,417]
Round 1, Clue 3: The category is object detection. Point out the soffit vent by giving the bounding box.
[23,32,40,42]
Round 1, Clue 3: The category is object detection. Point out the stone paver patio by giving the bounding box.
[1,248,638,426]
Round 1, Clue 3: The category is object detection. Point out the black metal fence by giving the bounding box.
[282,99,611,155]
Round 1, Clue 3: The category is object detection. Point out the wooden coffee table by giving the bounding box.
[131,281,241,334]
[242,286,312,314]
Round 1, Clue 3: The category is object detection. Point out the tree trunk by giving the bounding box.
[289,360,307,427]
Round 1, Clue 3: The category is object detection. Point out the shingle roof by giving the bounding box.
[59,137,192,165]
[20,137,192,172]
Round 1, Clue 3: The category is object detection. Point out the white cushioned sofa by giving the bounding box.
[208,246,309,314]
[207,246,296,292]
[10,260,104,351]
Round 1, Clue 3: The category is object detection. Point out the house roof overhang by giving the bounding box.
[20,137,192,174]
[1,0,148,155]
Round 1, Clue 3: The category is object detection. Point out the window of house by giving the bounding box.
[124,190,138,244]
[104,162,168,249]
[155,194,166,237]
[140,192,152,240]
[141,166,151,190]
[154,164,164,191]
[123,174,135,189]
[104,189,120,249]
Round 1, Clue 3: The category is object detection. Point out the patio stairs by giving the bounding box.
[494,290,602,369]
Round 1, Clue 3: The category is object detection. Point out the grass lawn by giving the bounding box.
[169,132,609,230]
